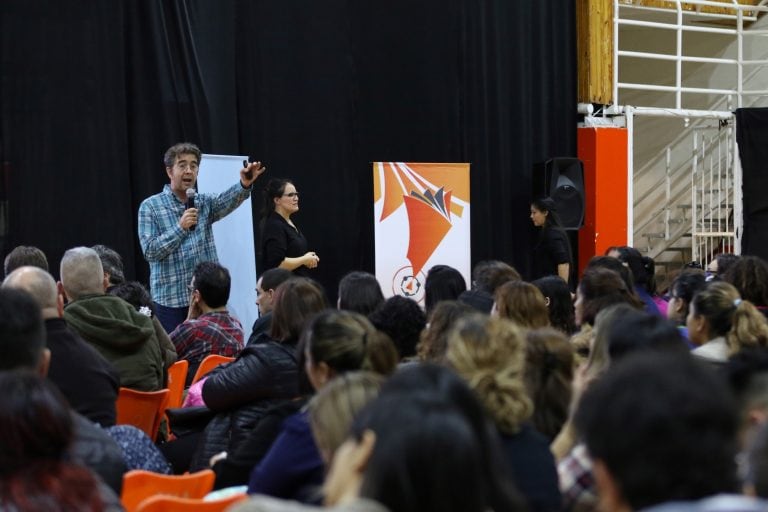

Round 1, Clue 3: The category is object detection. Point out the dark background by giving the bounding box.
[737,108,768,262]
[0,1,576,300]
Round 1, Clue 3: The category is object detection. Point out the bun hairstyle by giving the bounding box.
[300,310,398,376]
[446,314,533,434]
[691,281,768,354]
[262,178,292,216]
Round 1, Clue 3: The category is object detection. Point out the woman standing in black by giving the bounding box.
[530,197,572,285]
[260,179,319,276]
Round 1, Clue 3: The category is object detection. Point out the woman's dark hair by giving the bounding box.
[417,300,474,361]
[261,178,292,216]
[533,276,576,334]
[715,253,741,280]
[300,310,398,376]
[109,281,155,315]
[612,246,656,291]
[524,328,574,440]
[337,271,384,316]
[368,296,426,359]
[586,255,636,293]
[358,364,525,512]
[668,270,706,322]
[424,265,467,315]
[723,255,768,307]
[578,268,644,326]
[270,277,328,342]
[472,260,521,294]
[0,372,103,510]
[606,309,688,362]
[531,197,563,229]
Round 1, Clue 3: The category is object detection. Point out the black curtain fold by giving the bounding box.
[736,108,768,261]
[1,0,576,300]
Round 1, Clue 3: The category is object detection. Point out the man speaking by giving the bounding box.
[138,142,265,333]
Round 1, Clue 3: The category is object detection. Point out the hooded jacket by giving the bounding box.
[64,294,164,391]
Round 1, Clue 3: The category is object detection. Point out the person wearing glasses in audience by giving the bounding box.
[260,179,319,276]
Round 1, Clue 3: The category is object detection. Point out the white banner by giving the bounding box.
[373,162,471,304]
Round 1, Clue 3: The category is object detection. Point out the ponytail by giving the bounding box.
[728,299,768,354]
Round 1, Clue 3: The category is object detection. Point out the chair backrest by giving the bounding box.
[121,469,216,511]
[190,354,235,385]
[134,493,247,512]
[166,360,189,408]
[115,387,170,441]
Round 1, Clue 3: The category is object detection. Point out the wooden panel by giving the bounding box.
[577,0,614,104]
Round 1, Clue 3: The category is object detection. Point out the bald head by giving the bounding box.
[3,266,60,318]
[60,247,104,301]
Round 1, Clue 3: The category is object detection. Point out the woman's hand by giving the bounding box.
[302,252,320,269]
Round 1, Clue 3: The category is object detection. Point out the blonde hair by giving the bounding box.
[494,280,550,329]
[309,371,384,462]
[446,314,533,434]
[692,281,768,354]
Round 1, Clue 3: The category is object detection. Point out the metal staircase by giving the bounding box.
[609,0,768,288]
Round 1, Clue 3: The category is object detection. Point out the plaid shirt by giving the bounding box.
[169,311,244,366]
[558,443,597,512]
[138,183,251,307]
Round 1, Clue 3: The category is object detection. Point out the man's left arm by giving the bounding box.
[210,161,266,223]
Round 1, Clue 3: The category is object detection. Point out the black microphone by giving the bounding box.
[186,188,197,231]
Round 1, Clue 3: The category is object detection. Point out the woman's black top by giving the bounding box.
[261,211,309,275]
[532,227,572,282]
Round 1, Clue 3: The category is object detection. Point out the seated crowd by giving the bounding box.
[3,243,768,512]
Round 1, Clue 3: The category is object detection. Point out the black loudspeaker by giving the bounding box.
[533,157,585,230]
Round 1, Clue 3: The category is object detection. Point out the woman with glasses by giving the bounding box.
[260,178,319,275]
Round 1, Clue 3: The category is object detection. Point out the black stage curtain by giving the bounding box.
[0,1,575,300]
[736,108,768,261]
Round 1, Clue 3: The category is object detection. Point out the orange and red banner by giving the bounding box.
[373,162,471,303]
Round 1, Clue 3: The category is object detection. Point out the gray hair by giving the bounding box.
[60,247,104,300]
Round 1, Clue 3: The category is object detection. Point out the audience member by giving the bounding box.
[533,276,576,335]
[92,243,125,290]
[458,260,521,313]
[3,266,119,426]
[3,244,48,277]
[60,247,164,390]
[447,314,562,512]
[524,327,574,441]
[109,280,178,370]
[424,264,467,315]
[250,268,294,344]
[493,280,550,329]
[0,372,121,510]
[666,269,707,342]
[368,295,426,361]
[723,255,768,316]
[416,300,474,362]
[0,287,126,494]
[607,309,688,362]
[189,278,327,471]
[574,353,765,511]
[608,246,665,315]
[709,252,741,282]
[247,311,398,502]
[688,281,768,364]
[337,271,384,316]
[169,261,244,385]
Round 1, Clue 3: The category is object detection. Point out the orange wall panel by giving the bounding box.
[577,126,629,277]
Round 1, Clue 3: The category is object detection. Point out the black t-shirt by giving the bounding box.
[532,227,572,282]
[261,211,309,275]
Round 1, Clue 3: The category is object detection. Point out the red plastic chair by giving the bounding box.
[115,387,170,441]
[121,469,216,512]
[190,354,235,385]
[166,360,189,408]
[135,493,247,512]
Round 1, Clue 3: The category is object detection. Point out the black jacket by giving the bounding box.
[191,338,300,470]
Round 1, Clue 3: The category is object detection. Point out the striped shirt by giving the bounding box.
[138,183,251,307]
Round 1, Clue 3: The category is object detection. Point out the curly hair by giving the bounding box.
[723,255,768,308]
[368,296,426,359]
[446,314,533,434]
[417,300,474,362]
